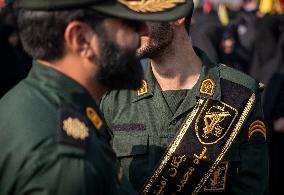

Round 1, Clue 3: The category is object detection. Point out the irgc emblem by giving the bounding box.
[195,100,238,144]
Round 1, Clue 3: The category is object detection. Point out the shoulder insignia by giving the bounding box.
[200,79,215,97]
[118,0,185,13]
[137,80,148,96]
[204,161,229,192]
[248,120,267,142]
[58,107,90,148]
[63,117,89,140]
[86,107,103,129]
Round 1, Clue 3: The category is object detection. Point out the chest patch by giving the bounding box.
[204,161,229,192]
[195,100,238,145]
[112,123,145,132]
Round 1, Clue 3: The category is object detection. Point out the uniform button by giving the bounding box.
[172,119,177,125]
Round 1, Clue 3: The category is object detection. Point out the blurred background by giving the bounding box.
[0,0,283,194]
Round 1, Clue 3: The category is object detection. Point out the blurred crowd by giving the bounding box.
[0,0,284,194]
[0,0,32,98]
[190,2,283,193]
[191,0,284,83]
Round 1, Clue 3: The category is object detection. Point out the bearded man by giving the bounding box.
[101,3,269,194]
[0,0,193,194]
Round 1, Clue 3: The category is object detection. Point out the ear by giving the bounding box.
[172,17,186,26]
[64,21,95,58]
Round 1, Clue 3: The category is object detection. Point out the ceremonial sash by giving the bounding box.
[140,79,256,195]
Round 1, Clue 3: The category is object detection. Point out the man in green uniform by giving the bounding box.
[101,4,269,194]
[0,0,194,194]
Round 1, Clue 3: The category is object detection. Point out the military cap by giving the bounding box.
[19,0,193,21]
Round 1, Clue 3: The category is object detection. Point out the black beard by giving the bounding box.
[97,34,143,90]
[137,22,173,59]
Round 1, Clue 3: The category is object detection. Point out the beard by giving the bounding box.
[137,22,174,59]
[96,29,143,90]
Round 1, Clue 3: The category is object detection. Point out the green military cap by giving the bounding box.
[19,0,193,21]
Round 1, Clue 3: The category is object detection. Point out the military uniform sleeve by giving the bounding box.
[231,89,269,195]
[14,146,104,195]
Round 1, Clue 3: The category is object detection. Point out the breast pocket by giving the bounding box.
[112,123,149,190]
[112,123,148,157]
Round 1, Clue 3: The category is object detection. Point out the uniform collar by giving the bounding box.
[133,47,221,102]
[193,47,221,101]
[132,60,155,102]
[27,61,98,108]
[27,61,113,141]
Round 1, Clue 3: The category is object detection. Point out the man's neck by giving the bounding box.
[150,34,202,91]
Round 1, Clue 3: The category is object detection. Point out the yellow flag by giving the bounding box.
[259,0,274,14]
[218,3,229,26]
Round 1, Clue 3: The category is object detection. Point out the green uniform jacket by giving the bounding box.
[101,49,269,194]
[0,62,132,195]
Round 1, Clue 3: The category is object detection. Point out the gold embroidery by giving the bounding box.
[86,107,103,129]
[195,101,238,145]
[203,108,231,139]
[204,161,229,192]
[63,117,89,140]
[248,120,266,141]
[153,155,187,195]
[200,79,215,96]
[118,0,185,13]
[175,147,207,193]
[137,80,148,96]
[141,99,204,195]
[193,94,256,195]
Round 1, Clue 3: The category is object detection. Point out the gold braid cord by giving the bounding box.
[118,0,186,13]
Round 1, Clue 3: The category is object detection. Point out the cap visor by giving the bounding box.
[91,0,193,21]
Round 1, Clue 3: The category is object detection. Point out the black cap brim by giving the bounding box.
[92,0,193,21]
[20,0,193,22]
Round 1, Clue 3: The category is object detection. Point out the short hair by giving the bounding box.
[18,9,104,61]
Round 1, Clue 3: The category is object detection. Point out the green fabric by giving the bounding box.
[101,48,269,194]
[161,89,188,115]
[0,62,133,195]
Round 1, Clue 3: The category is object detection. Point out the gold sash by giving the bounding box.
[140,89,256,194]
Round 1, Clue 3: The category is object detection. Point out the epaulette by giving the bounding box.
[57,107,90,149]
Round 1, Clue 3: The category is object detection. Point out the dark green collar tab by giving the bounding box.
[133,62,155,102]
[20,0,194,22]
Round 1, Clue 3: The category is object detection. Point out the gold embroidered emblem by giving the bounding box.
[137,80,148,96]
[63,117,89,140]
[200,79,215,96]
[86,107,103,129]
[204,161,229,192]
[195,100,238,144]
[248,120,266,141]
[118,0,185,13]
